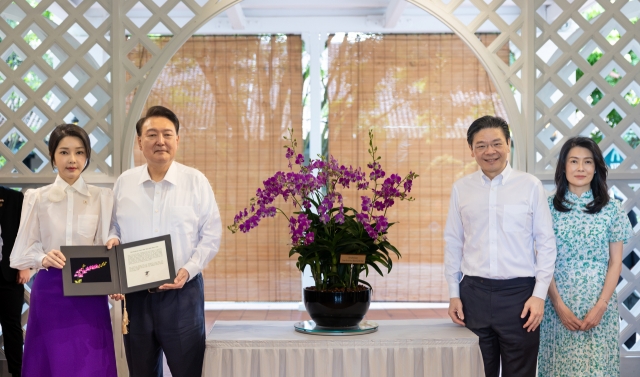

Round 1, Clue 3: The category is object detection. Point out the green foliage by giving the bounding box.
[23,71,43,91]
[5,52,22,70]
[588,87,603,107]
[605,108,622,128]
[625,91,640,107]
[4,93,24,111]
[575,50,603,85]
[590,130,603,144]
[605,29,620,45]
[3,132,26,154]
[291,207,400,291]
[575,23,639,145]
[42,51,55,68]
[625,50,640,66]
[604,68,622,87]
[623,130,640,149]
[24,30,42,49]
[581,4,605,21]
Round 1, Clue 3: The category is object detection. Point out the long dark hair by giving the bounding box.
[553,136,609,214]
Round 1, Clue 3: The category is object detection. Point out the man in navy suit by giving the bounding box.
[0,186,27,377]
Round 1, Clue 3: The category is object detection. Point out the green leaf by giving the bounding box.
[366,261,384,277]
[358,279,373,291]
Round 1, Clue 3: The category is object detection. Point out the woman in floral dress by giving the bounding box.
[538,136,632,376]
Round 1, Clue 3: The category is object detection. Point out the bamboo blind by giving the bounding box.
[128,35,304,301]
[326,34,509,301]
[128,33,508,302]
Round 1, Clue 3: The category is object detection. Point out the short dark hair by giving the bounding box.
[135,106,180,136]
[48,124,92,172]
[466,116,511,146]
[553,136,609,214]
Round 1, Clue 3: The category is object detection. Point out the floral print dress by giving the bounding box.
[538,190,632,377]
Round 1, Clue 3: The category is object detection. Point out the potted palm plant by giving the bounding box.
[229,129,417,328]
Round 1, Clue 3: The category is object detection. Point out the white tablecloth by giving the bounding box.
[202,319,484,377]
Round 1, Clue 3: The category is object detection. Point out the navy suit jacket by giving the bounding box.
[0,186,24,283]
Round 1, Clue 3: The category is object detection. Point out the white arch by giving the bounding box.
[120,0,526,170]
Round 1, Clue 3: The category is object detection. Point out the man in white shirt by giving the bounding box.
[444,116,557,377]
[107,106,222,377]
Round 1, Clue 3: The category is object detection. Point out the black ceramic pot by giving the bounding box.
[303,287,371,328]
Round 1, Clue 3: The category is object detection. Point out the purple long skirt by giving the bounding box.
[22,268,116,377]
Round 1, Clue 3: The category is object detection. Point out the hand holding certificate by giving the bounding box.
[61,235,176,296]
[158,267,189,290]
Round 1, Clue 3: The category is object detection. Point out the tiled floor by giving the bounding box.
[161,308,449,376]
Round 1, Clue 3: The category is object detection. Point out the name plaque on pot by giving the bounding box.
[339,254,366,264]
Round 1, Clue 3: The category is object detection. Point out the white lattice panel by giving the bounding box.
[534,0,640,181]
[533,0,640,355]
[611,179,640,355]
[0,0,114,182]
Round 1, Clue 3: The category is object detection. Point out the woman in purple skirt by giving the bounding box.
[10,124,116,377]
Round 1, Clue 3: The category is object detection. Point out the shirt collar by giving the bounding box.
[566,189,593,202]
[480,163,512,186]
[138,161,179,186]
[54,175,90,197]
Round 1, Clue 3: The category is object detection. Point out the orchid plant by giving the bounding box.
[229,129,418,292]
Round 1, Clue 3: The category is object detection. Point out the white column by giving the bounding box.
[522,0,535,173]
[300,32,328,309]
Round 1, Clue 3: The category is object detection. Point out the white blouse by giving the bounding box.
[10,175,113,270]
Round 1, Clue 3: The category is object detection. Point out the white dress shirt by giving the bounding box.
[444,163,557,300]
[108,162,222,281]
[10,176,113,270]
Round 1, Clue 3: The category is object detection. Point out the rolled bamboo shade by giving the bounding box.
[127,33,508,302]
[326,34,509,301]
[128,35,304,301]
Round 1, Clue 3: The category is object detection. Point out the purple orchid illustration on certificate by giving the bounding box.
[73,260,109,284]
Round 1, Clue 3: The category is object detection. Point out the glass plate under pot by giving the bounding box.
[294,320,378,336]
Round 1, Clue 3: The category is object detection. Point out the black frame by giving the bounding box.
[61,235,176,296]
[116,234,176,293]
[61,245,120,296]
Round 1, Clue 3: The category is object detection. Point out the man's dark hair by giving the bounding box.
[48,123,91,172]
[135,106,180,136]
[553,136,609,214]
[466,115,511,146]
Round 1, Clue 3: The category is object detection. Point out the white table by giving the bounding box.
[202,319,484,377]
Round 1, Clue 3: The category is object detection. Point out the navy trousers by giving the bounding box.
[0,278,24,377]
[123,273,205,377]
[460,276,539,377]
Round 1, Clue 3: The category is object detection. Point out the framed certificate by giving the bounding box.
[61,235,176,296]
[116,235,176,293]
